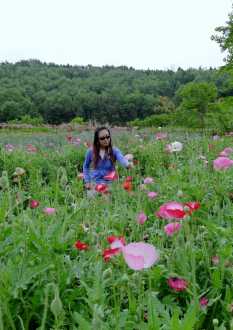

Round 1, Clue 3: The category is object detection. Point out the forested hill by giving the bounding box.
[0,60,232,125]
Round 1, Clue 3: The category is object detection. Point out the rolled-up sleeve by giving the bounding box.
[83,149,92,183]
[114,147,129,168]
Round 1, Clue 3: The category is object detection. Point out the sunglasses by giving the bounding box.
[99,135,110,141]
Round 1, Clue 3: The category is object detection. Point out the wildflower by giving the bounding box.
[167,277,188,292]
[156,201,186,220]
[143,177,154,184]
[29,199,40,209]
[74,240,89,250]
[147,191,158,199]
[26,144,37,153]
[5,144,14,152]
[165,141,183,153]
[103,248,121,262]
[200,296,208,307]
[184,202,201,214]
[122,242,159,270]
[211,255,220,265]
[43,207,56,215]
[213,157,233,170]
[219,147,233,157]
[107,236,125,249]
[164,222,181,236]
[95,183,108,194]
[137,212,148,225]
[123,180,132,192]
[155,132,167,140]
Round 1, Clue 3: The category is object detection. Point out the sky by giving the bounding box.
[0,0,232,70]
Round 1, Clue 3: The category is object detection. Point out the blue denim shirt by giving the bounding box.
[83,147,129,183]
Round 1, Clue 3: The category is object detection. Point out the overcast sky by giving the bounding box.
[0,0,232,70]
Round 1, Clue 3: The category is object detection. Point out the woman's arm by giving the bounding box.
[113,147,130,168]
[83,149,92,183]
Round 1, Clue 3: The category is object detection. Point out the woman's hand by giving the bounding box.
[127,162,134,169]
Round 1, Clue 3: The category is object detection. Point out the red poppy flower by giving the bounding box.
[184,202,200,214]
[95,183,108,194]
[74,240,89,250]
[107,236,125,245]
[102,248,121,262]
[66,135,73,142]
[123,181,132,192]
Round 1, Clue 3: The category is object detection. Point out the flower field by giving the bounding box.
[0,128,233,330]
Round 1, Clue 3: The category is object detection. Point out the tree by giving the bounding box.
[176,82,217,127]
[211,5,233,65]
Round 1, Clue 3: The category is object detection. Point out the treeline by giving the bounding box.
[0,59,233,128]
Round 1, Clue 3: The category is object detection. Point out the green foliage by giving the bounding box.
[8,115,44,126]
[204,97,233,131]
[211,5,233,64]
[0,129,233,328]
[129,113,175,127]
[176,82,217,113]
[70,116,85,124]
[0,61,226,125]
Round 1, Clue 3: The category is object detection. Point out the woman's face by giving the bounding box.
[98,129,111,148]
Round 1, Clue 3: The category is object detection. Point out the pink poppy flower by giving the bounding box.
[137,212,148,224]
[5,144,14,152]
[30,199,40,209]
[26,144,37,153]
[213,157,233,170]
[200,296,208,307]
[219,147,233,157]
[155,132,167,140]
[43,207,56,215]
[164,222,181,236]
[143,177,154,184]
[147,191,158,199]
[104,171,118,181]
[167,277,188,292]
[211,255,220,265]
[156,201,186,220]
[122,242,159,270]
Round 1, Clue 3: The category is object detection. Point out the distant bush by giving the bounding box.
[129,113,175,127]
[8,115,44,126]
[70,116,85,125]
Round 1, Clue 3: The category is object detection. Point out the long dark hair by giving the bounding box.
[92,127,116,168]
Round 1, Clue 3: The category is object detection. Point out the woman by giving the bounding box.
[83,126,132,190]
